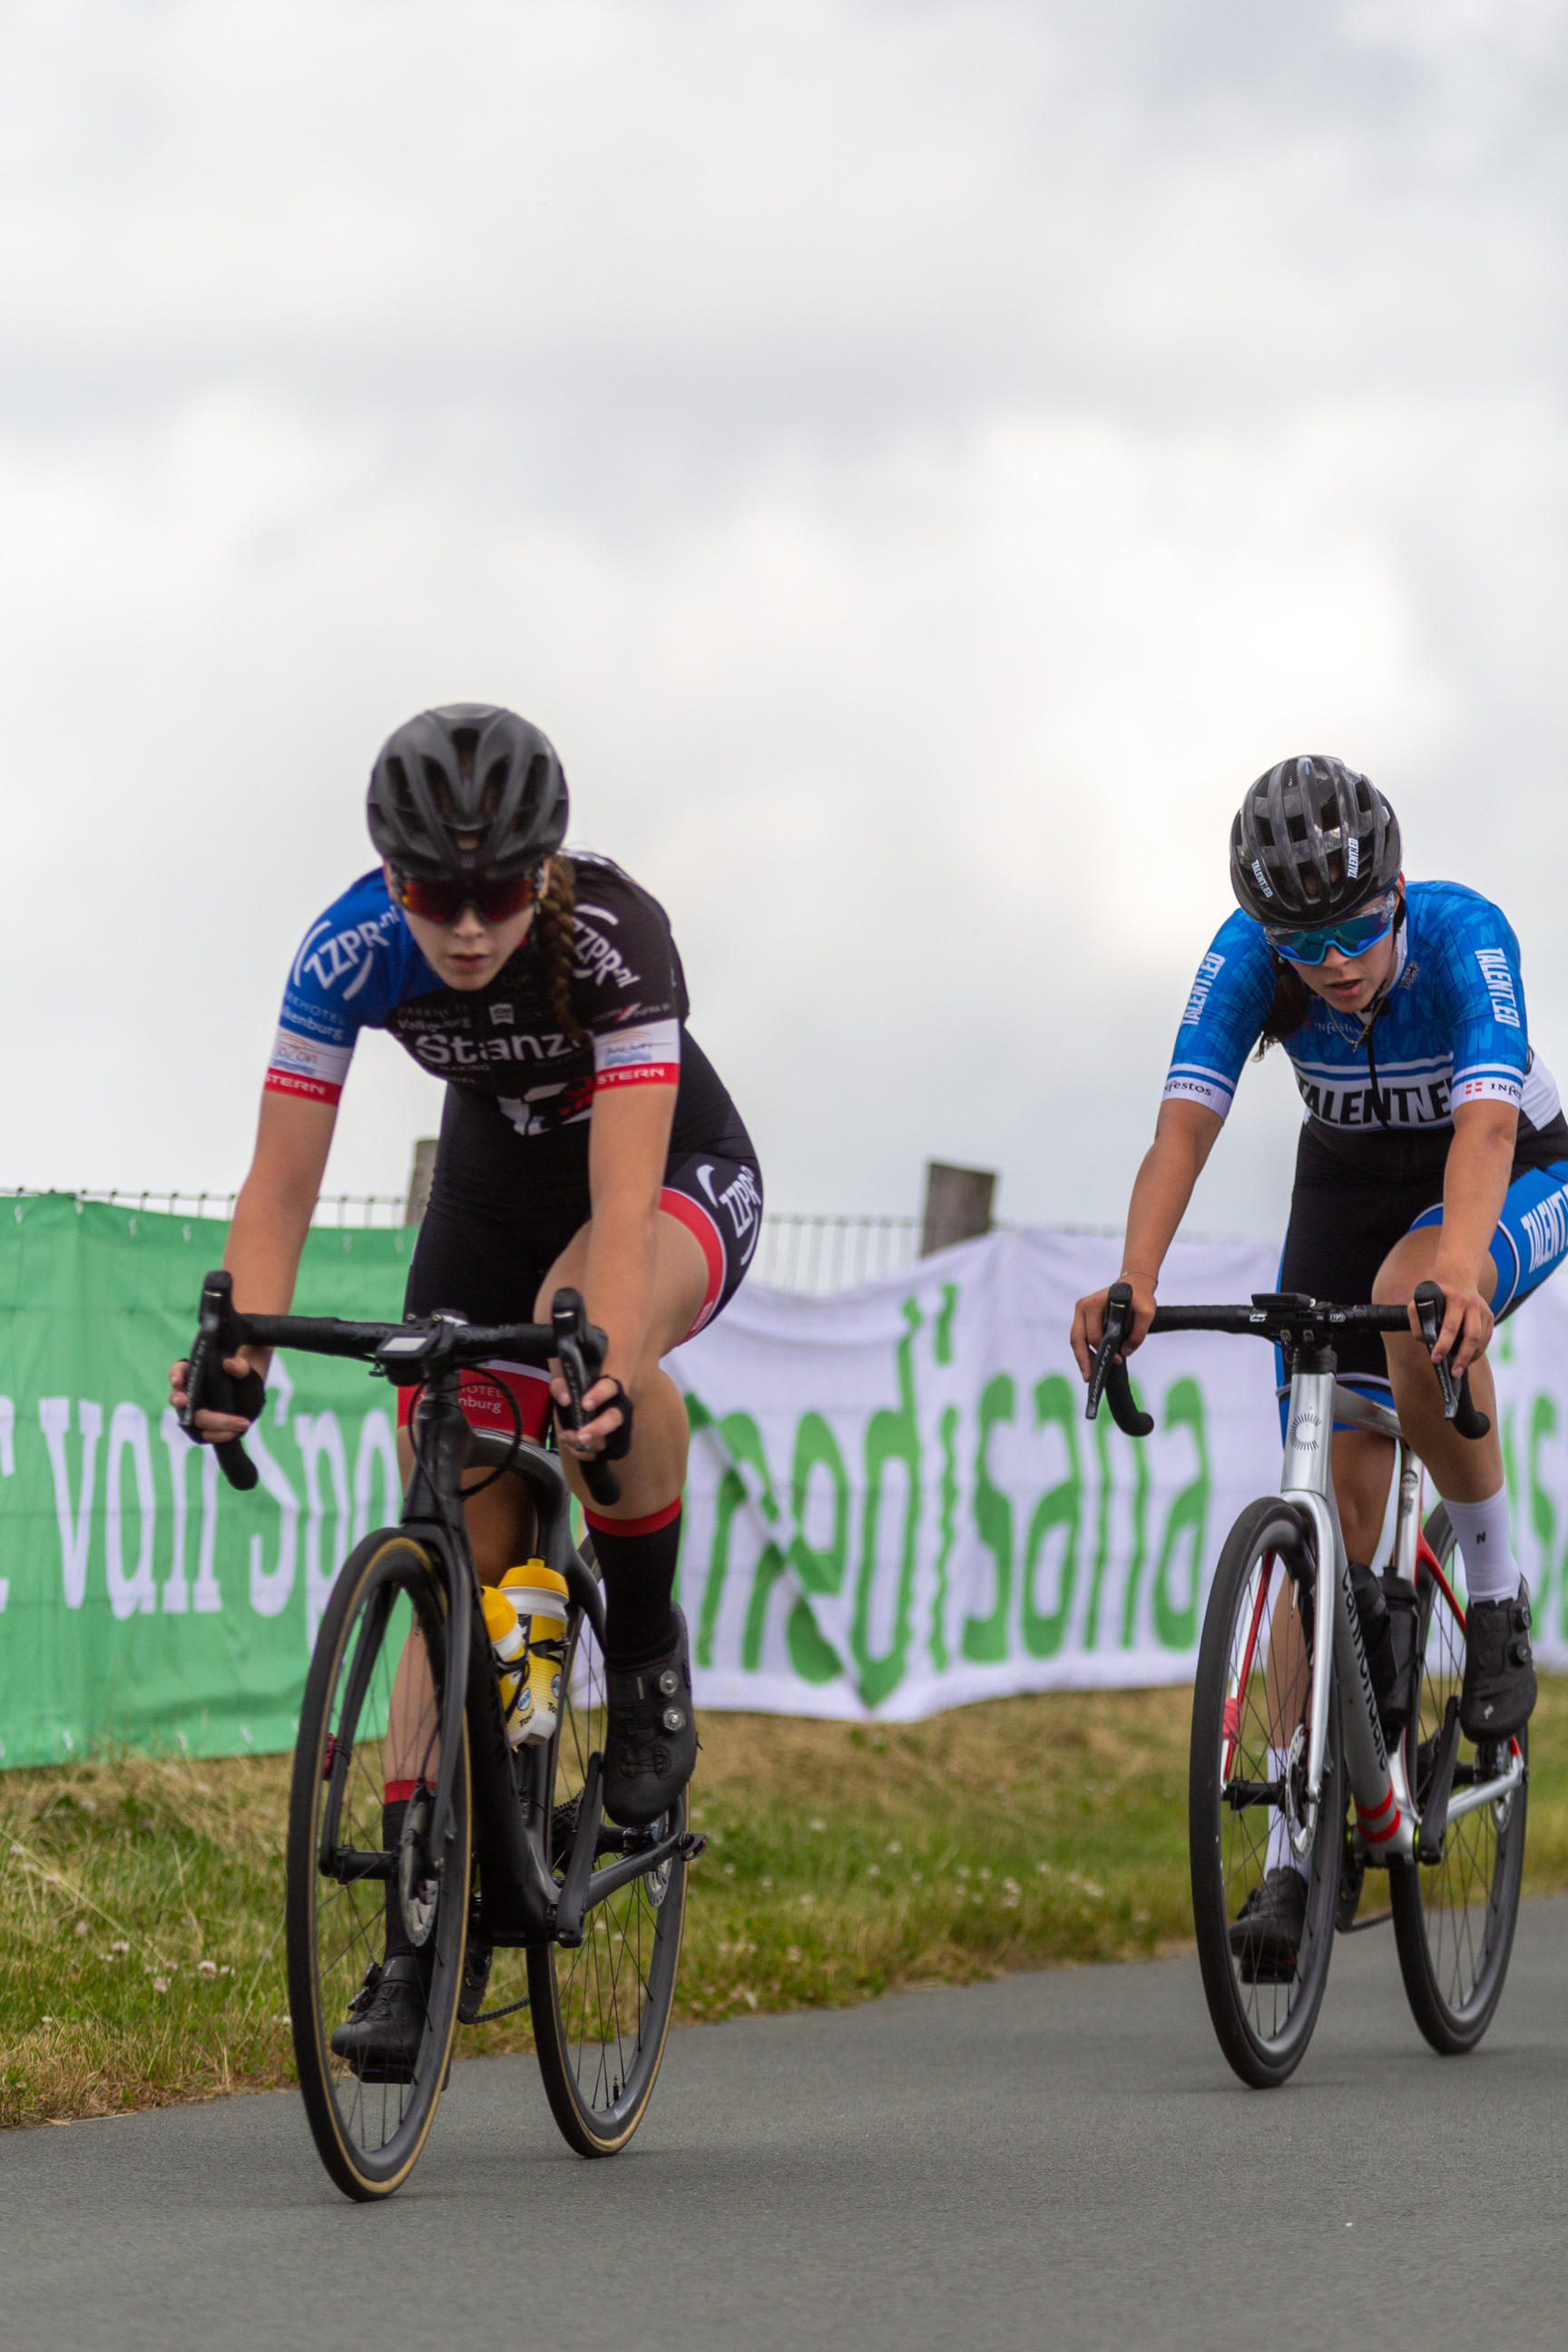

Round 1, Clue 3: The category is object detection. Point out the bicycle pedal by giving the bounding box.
[678,1831,708,1861]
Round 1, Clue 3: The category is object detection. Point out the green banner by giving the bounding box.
[0,1196,415,1768]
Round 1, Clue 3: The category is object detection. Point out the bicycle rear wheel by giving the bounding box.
[1190,1496,1342,2088]
[528,1558,687,2157]
[1389,1504,1526,2053]
[285,1530,470,2200]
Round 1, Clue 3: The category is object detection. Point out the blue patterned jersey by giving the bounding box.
[1163,880,1561,1139]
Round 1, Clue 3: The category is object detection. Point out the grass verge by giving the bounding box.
[7,1677,1568,2128]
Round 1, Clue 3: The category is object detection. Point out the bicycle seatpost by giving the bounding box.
[1412,1279,1491,1440]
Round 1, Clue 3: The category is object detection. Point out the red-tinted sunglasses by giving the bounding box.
[388,867,540,926]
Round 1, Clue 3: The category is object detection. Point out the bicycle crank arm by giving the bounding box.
[1416,1697,1462,1865]
[1439,1746,1524,1830]
[593,1819,705,1859]
[553,1751,605,1947]
[569,1822,702,1916]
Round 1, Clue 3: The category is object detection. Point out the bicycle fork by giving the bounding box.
[1282,1370,1416,1865]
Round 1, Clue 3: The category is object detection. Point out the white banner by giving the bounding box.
[669,1228,1568,1720]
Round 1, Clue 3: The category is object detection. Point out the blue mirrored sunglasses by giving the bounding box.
[1265,892,1397,966]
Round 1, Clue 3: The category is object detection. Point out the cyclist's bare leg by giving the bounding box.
[1332,1428,1395,1564]
[1374,1227,1504,1504]
[383,1455,541,1783]
[1261,1429,1391,1747]
[534,1209,709,1519]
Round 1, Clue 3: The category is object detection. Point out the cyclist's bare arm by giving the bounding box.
[168,1091,338,1437]
[1419,1097,1516,1371]
[1070,1098,1222,1379]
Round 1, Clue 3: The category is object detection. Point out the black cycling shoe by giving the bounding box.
[1462,1590,1536,1740]
[457,1937,494,2026]
[1229,1867,1308,1984]
[328,1953,429,2082]
[602,1608,698,1829]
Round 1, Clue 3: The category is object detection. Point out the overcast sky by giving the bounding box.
[3,0,1564,1242]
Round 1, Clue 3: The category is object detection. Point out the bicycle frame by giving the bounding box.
[1278,1357,1524,1866]
[405,1384,690,1953]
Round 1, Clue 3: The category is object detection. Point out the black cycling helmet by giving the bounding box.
[366,702,569,882]
[1230,755,1400,926]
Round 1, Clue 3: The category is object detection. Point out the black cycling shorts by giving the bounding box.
[407,1144,762,1335]
[401,1129,762,1442]
[1276,1117,1568,1412]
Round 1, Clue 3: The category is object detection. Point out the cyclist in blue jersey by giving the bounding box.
[172,703,761,2061]
[1071,757,1561,1956]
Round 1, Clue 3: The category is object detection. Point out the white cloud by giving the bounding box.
[1,0,1563,1246]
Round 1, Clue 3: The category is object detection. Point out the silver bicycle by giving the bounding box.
[1087,1279,1527,2088]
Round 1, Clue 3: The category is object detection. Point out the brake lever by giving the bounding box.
[1084,1281,1155,1439]
[1412,1279,1491,1440]
[550,1287,622,1508]
[181,1269,260,1493]
[1084,1284,1132,1423]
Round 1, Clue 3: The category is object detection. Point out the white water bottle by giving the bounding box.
[500,1563,570,1745]
[480,1585,532,1747]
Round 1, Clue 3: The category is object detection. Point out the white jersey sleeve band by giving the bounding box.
[1162,1063,1239,1119]
[592,1016,681,1092]
[266,1024,356,1107]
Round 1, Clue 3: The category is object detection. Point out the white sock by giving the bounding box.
[1443,1487,1521,1606]
[1265,1747,1308,1879]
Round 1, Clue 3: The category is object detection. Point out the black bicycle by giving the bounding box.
[182,1270,703,2200]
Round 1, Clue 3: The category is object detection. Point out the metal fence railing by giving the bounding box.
[752,1213,924,1296]
[5,1189,408,1229]
[5,1193,1027,1290]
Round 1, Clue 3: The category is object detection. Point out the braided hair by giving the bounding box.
[534,856,585,1041]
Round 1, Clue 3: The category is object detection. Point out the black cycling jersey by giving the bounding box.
[268,850,758,1199]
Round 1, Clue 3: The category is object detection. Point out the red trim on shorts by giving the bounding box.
[584,1497,683,1538]
[395,1362,553,1439]
[384,1778,426,1803]
[660,1185,725,1337]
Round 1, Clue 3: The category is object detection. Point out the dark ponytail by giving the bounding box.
[534,856,585,1041]
[1254,955,1312,1057]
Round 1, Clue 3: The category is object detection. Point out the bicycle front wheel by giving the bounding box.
[1389,1504,1526,2053]
[1190,1497,1342,2088]
[285,1530,470,2200]
[528,1558,687,2157]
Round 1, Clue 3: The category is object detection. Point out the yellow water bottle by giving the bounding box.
[500,1562,570,1746]
[480,1585,533,1748]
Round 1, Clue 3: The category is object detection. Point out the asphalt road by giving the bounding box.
[5,1899,1567,2352]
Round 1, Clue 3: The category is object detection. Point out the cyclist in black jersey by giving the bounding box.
[172,703,761,2055]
